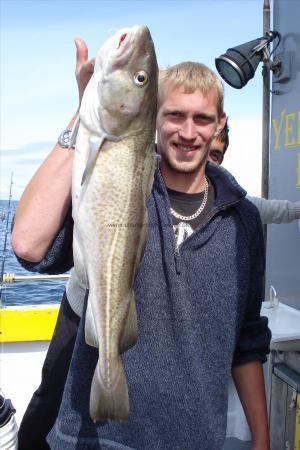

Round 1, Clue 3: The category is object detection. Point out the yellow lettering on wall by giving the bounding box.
[285,113,296,147]
[297,153,300,188]
[272,109,285,150]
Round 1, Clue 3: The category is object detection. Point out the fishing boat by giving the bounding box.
[0,300,60,423]
[0,176,69,447]
[0,297,62,449]
[1,0,300,448]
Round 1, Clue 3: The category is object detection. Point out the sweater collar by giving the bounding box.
[154,158,246,210]
[206,162,246,208]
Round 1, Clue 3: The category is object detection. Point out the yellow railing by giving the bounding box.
[0,273,68,342]
[0,305,60,342]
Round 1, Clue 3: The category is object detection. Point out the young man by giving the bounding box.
[208,120,300,224]
[12,42,270,450]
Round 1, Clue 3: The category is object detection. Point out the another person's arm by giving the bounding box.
[11,38,94,263]
[247,195,300,225]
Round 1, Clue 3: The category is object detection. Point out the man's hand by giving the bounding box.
[74,38,95,104]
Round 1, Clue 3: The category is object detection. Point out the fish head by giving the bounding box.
[94,25,158,137]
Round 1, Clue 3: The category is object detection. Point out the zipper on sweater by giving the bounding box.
[174,200,241,274]
[174,243,182,274]
[176,198,242,252]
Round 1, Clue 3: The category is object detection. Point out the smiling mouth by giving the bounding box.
[174,143,199,153]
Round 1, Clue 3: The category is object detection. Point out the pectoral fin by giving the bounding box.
[81,135,105,185]
[70,116,80,148]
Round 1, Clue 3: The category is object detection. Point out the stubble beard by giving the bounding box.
[162,146,209,176]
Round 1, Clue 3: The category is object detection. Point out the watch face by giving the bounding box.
[59,129,72,148]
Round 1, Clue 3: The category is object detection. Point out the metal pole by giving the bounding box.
[262,0,270,200]
[262,0,271,317]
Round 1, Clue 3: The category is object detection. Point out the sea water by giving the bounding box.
[0,200,67,306]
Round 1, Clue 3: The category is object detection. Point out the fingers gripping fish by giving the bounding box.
[71,26,158,422]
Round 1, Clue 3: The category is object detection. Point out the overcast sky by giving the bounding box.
[1,0,268,199]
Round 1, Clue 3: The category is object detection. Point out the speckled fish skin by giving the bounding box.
[71,26,158,422]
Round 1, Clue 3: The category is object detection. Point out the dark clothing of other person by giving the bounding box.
[17,293,80,450]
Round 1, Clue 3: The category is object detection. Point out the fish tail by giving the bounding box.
[89,359,129,422]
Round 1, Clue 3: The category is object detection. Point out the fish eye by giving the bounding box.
[133,71,148,86]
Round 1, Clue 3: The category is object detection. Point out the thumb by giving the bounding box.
[86,58,95,73]
[74,37,89,66]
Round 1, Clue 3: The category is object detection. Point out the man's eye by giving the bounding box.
[209,150,223,164]
[195,116,213,125]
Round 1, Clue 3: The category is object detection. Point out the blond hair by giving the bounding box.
[158,62,224,117]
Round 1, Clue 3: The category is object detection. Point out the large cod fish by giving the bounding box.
[71,26,158,422]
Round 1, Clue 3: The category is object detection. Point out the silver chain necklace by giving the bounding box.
[170,178,209,221]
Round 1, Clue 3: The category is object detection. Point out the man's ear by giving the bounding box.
[214,113,227,136]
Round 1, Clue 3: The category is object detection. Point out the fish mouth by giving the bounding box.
[114,28,133,57]
[110,25,150,68]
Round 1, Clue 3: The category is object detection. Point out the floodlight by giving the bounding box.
[215,31,281,89]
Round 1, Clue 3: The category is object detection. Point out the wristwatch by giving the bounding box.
[57,128,75,149]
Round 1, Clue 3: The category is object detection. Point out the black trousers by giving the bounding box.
[18,292,80,450]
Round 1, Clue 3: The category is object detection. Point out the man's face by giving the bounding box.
[208,138,225,165]
[156,86,226,179]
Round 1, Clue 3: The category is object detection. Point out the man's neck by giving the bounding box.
[160,163,207,193]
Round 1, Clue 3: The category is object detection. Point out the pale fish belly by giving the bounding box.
[75,136,154,421]
[72,125,94,288]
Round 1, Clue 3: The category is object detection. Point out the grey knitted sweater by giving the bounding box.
[23,163,271,450]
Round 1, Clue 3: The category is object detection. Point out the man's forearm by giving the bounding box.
[12,39,95,264]
[11,115,77,262]
[232,360,270,450]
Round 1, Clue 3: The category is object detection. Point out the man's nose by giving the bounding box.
[178,119,198,140]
